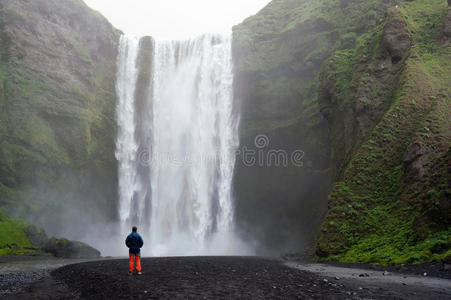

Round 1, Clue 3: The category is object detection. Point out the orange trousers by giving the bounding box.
[129,253,141,273]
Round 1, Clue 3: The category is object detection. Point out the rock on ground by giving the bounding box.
[43,238,101,259]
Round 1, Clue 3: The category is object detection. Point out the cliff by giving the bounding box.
[316,0,451,264]
[0,0,121,248]
[232,0,397,254]
[0,0,449,263]
[233,0,450,263]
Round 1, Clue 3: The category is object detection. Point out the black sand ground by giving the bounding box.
[2,257,451,299]
[326,261,451,279]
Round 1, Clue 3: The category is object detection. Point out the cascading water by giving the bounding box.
[115,34,248,256]
[115,36,141,235]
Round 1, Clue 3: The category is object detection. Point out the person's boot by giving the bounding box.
[137,271,142,275]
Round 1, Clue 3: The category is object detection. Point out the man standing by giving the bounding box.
[125,226,144,275]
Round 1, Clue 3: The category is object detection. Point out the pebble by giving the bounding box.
[0,270,49,296]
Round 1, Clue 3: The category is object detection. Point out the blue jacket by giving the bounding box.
[125,232,144,254]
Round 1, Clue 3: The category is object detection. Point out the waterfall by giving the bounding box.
[115,34,247,256]
[115,36,141,233]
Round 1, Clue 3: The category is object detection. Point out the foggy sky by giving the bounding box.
[83,0,271,39]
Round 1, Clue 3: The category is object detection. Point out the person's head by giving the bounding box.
[132,226,137,232]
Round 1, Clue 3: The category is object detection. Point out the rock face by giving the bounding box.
[24,224,101,258]
[234,0,450,263]
[232,0,396,254]
[24,225,48,248]
[316,0,451,264]
[0,0,121,240]
[403,143,427,180]
[43,237,101,258]
[445,6,451,37]
[318,7,409,181]
[381,9,411,64]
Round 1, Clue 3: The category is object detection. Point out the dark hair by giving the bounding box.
[132,226,137,232]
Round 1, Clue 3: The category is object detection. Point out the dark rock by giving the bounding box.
[43,238,101,259]
[403,143,426,180]
[24,225,48,248]
[444,8,451,37]
[398,266,408,272]
[382,9,411,64]
[315,248,329,258]
[441,249,451,265]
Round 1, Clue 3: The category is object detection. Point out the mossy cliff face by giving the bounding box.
[316,0,451,264]
[232,0,397,254]
[0,0,121,240]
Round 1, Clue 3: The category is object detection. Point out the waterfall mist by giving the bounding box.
[115,34,252,256]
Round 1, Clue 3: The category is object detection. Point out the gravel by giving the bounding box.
[51,257,451,299]
[0,270,48,296]
[1,257,450,299]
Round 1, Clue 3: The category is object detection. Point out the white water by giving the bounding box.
[115,35,141,235]
[115,34,249,256]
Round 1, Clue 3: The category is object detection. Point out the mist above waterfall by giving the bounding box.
[115,34,252,256]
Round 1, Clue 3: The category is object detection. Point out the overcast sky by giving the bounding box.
[83,0,271,40]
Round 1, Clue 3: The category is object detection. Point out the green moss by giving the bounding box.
[334,228,451,265]
[0,183,20,206]
[73,43,93,65]
[316,0,451,264]
[0,210,36,256]
[0,0,120,231]
[233,0,399,133]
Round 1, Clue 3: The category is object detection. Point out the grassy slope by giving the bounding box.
[0,210,36,256]
[316,0,451,264]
